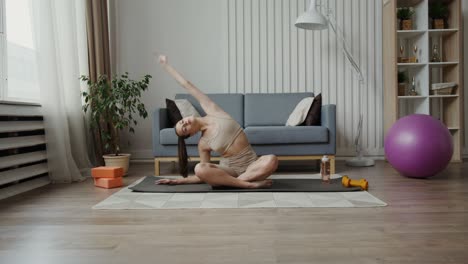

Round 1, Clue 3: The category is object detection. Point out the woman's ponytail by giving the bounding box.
[177,136,189,177]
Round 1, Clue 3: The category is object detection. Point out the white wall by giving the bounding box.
[115,0,466,160]
[114,0,226,159]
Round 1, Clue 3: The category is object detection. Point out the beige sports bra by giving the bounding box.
[201,115,243,155]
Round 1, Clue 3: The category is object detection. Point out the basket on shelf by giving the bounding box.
[430,82,457,95]
[398,84,407,96]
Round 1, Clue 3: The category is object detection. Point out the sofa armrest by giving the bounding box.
[321,104,336,154]
[153,108,170,156]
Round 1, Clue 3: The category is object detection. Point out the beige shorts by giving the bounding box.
[218,145,258,177]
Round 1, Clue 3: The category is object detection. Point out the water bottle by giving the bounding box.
[321,155,331,183]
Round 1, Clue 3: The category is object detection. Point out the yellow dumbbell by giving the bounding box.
[342,175,368,190]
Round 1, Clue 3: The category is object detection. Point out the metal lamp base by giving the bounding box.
[345,156,375,167]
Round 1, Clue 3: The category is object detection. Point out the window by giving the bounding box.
[0,0,40,104]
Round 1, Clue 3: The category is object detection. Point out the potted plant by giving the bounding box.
[397,7,415,30]
[398,71,408,96]
[80,73,152,175]
[429,1,449,29]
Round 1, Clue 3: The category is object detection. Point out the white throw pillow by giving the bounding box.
[174,99,201,118]
[285,97,315,126]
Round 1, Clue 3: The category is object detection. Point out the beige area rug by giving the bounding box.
[92,174,387,210]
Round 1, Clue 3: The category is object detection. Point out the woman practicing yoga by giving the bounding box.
[156,55,278,189]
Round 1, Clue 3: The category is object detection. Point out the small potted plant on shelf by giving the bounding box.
[397,7,415,30]
[398,71,408,96]
[429,1,449,29]
[80,73,152,175]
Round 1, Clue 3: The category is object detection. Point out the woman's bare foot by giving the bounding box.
[248,179,273,189]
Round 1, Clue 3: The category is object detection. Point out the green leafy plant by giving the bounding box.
[80,73,152,156]
[429,1,449,19]
[398,71,408,83]
[397,7,414,20]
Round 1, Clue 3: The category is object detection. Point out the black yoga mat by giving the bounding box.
[129,176,362,193]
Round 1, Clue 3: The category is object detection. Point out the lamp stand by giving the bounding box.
[324,8,375,167]
[345,115,375,167]
[295,2,375,167]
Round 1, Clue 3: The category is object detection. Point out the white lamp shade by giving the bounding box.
[295,0,328,30]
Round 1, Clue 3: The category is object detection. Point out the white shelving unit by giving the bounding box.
[383,0,463,162]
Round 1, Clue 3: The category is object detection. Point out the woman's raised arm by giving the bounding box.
[159,55,224,116]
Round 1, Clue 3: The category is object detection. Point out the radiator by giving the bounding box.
[0,114,50,200]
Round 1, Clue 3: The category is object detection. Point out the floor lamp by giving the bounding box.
[295,0,375,167]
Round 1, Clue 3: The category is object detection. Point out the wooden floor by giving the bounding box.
[0,160,467,264]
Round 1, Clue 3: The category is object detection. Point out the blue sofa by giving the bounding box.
[153,93,336,175]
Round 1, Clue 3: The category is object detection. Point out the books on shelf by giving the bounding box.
[430,82,457,95]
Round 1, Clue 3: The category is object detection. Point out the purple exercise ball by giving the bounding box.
[384,114,453,178]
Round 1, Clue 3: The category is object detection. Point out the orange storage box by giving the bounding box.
[91,166,124,179]
[94,177,123,189]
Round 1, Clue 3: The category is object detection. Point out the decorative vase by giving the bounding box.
[401,20,412,30]
[433,19,445,29]
[103,153,131,175]
[398,83,407,96]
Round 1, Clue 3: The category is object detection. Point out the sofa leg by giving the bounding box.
[155,159,160,176]
[330,156,336,174]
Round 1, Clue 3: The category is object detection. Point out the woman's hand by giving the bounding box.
[159,55,168,65]
[155,178,180,185]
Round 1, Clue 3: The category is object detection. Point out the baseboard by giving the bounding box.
[335,156,385,160]
[337,147,385,157]
[126,149,153,160]
[130,159,154,163]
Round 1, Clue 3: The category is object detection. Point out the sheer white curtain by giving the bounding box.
[33,0,92,182]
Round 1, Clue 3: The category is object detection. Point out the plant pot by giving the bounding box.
[398,83,407,96]
[433,19,445,29]
[103,153,131,175]
[401,20,412,30]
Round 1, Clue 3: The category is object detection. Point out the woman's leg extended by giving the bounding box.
[237,155,278,182]
[194,163,272,189]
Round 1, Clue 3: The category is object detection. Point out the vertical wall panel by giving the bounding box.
[343,0,352,148]
[226,0,383,155]
[320,0,329,104]
[236,0,244,93]
[267,0,275,92]
[243,0,252,93]
[463,0,468,156]
[259,0,267,92]
[312,15,321,95]
[336,0,346,151]
[227,0,236,92]
[290,0,298,93]
[297,0,306,92]
[282,0,290,93]
[368,0,376,152]
[274,0,283,93]
[251,0,260,93]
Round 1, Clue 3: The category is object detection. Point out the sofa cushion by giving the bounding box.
[160,128,201,145]
[286,97,314,126]
[244,126,328,144]
[302,93,322,126]
[244,93,314,126]
[175,94,244,126]
[165,99,183,127]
